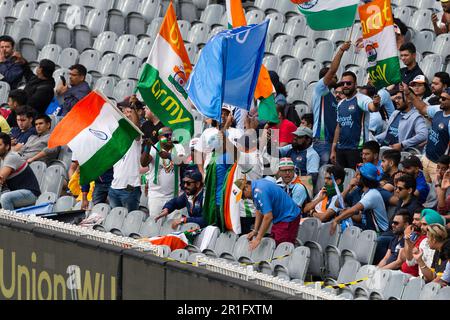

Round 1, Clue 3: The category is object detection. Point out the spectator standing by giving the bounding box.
[269,105,297,147]
[399,42,424,84]
[0,36,24,90]
[425,72,450,105]
[10,107,36,147]
[56,64,91,116]
[0,133,40,210]
[401,156,430,205]
[269,71,287,106]
[432,0,450,35]
[6,89,27,128]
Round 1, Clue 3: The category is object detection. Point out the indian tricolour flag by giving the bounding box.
[298,0,360,30]
[359,0,401,89]
[226,0,279,124]
[48,91,142,185]
[137,1,194,137]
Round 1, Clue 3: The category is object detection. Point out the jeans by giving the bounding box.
[92,183,111,205]
[0,189,37,211]
[313,140,332,167]
[336,149,362,170]
[373,231,394,265]
[108,186,141,212]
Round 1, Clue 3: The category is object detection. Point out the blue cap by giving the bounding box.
[358,163,381,181]
[183,168,202,182]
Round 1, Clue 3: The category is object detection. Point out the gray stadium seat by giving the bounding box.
[432,33,450,59]
[137,216,160,238]
[93,31,118,55]
[90,203,111,217]
[119,210,146,237]
[394,6,413,26]
[12,0,35,20]
[275,246,310,282]
[114,34,137,57]
[249,237,276,264]
[41,165,65,196]
[107,9,126,36]
[313,40,335,64]
[410,9,434,32]
[200,4,224,27]
[378,271,411,300]
[94,206,127,233]
[291,37,315,62]
[396,0,419,8]
[146,17,163,38]
[421,54,444,82]
[180,0,198,22]
[9,18,31,41]
[266,242,294,271]
[94,76,116,98]
[134,36,154,59]
[278,57,301,84]
[29,161,47,191]
[53,196,76,212]
[169,249,189,262]
[208,25,226,41]
[52,68,70,87]
[89,0,114,11]
[286,79,306,103]
[185,226,220,253]
[113,79,136,102]
[204,231,238,258]
[401,277,425,300]
[158,244,171,257]
[126,12,146,36]
[299,61,321,85]
[436,286,450,300]
[114,0,139,16]
[53,22,71,48]
[245,9,265,25]
[117,56,141,80]
[335,260,361,285]
[73,25,92,52]
[303,82,317,106]
[79,49,101,73]
[283,15,307,39]
[63,5,85,30]
[0,0,13,19]
[317,222,341,249]
[34,2,59,24]
[233,235,252,262]
[338,226,361,252]
[265,12,285,41]
[18,38,37,62]
[177,20,191,40]
[187,22,210,45]
[354,230,378,265]
[414,30,435,55]
[262,54,280,72]
[274,0,298,14]
[58,48,79,69]
[419,281,441,300]
[254,0,276,12]
[184,42,198,63]
[269,34,294,58]
[140,0,161,24]
[326,27,349,46]
[297,217,320,246]
[29,21,52,51]
[84,8,107,37]
[35,192,58,205]
[98,52,120,77]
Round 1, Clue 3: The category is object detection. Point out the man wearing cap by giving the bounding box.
[56,64,91,116]
[276,157,309,210]
[20,59,56,114]
[401,155,430,205]
[376,86,428,151]
[409,75,431,101]
[311,41,351,166]
[330,71,380,169]
[432,0,450,35]
[331,163,389,235]
[156,167,206,229]
[279,126,320,184]
[141,126,186,219]
[236,178,301,248]
[399,42,424,85]
[409,85,450,183]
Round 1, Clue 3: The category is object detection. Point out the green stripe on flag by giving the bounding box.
[299,5,357,30]
[137,64,194,138]
[79,119,139,185]
[367,56,402,90]
[258,95,279,124]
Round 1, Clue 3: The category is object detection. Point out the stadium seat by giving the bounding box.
[94,76,116,98]
[28,21,52,51]
[187,252,206,264]
[253,0,276,12]
[63,5,86,30]
[338,226,361,253]
[326,27,350,46]
[179,1,198,22]
[396,0,419,9]
[278,57,301,84]
[419,282,441,300]
[185,226,219,253]
[84,8,107,37]
[8,18,31,41]
[302,81,317,107]
[297,217,320,246]
[140,0,161,24]
[53,196,76,212]
[200,4,224,27]
[413,30,435,55]
[11,0,35,20]
[353,230,378,265]
[177,20,191,40]
[269,34,294,58]
[94,206,127,233]
[169,249,189,262]
[29,161,47,191]
[114,34,137,57]
[274,246,310,282]
[265,12,285,41]
[114,0,140,16]
[41,165,65,196]
[313,40,335,64]
[232,235,252,262]
[262,54,280,72]
[257,241,294,275]
[137,216,161,238]
[73,25,92,52]
[208,25,226,41]
[332,260,361,287]
[410,9,434,32]
[93,31,118,55]
[35,192,58,205]
[107,9,126,36]
[401,277,425,300]
[98,52,120,77]
[90,203,111,217]
[283,15,307,39]
[117,56,141,80]
[248,237,276,265]
[291,37,315,62]
[18,38,37,62]
[299,61,321,85]
[0,0,13,19]
[133,36,154,59]
[184,42,198,63]
[286,79,305,103]
[88,0,114,11]
[53,22,71,48]
[113,79,136,102]
[118,210,146,237]
[432,33,450,59]
[187,22,210,45]
[394,6,413,26]
[52,68,70,87]
[157,244,171,257]
[34,2,59,24]
[146,17,163,38]
[245,9,265,25]
[375,271,411,300]
[421,54,444,82]
[159,218,180,235]
[58,48,79,69]
[274,0,298,15]
[126,12,146,36]
[436,287,450,300]
[203,231,238,258]
[79,49,101,73]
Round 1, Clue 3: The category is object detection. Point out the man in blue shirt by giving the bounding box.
[410,86,450,183]
[276,157,309,210]
[279,126,320,184]
[330,71,381,169]
[0,36,24,90]
[311,41,351,166]
[236,178,301,249]
[10,107,37,148]
[401,155,430,205]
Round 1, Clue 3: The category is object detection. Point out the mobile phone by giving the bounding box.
[410,232,418,242]
[60,75,66,86]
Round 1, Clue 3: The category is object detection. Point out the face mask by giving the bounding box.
[325,183,343,197]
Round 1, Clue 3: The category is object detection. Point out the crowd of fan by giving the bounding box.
[0,1,449,288]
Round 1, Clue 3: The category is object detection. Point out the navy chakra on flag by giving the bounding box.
[299,0,319,10]
[89,129,109,141]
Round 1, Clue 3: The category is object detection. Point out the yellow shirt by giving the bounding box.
[0,115,11,134]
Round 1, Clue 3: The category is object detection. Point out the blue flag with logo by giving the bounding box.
[186,21,269,122]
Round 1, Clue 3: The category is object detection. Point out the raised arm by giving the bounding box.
[323,41,351,87]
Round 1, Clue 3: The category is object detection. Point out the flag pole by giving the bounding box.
[347,4,360,43]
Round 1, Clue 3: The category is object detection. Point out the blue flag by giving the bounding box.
[186,21,269,122]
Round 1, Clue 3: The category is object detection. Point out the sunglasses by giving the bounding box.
[339,81,353,86]
[392,221,400,226]
[410,83,424,87]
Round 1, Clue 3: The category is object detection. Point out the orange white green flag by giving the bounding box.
[137,1,194,137]
[48,91,142,185]
[226,0,279,124]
